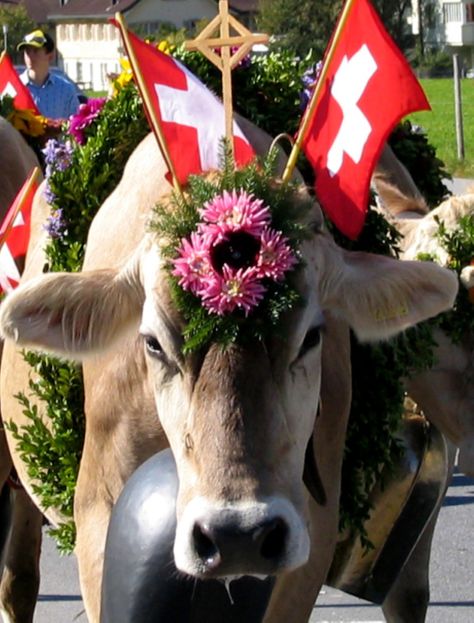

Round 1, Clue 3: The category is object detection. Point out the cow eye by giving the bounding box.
[298,326,321,359]
[143,335,163,358]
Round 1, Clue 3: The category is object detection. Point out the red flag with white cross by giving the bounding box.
[300,0,430,239]
[0,52,40,114]
[111,20,255,186]
[0,167,40,294]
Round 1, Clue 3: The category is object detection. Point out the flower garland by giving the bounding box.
[418,213,474,344]
[6,82,148,552]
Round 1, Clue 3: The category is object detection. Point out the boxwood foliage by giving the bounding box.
[4,45,450,552]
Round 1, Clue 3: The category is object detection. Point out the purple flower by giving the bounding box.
[43,208,66,239]
[42,139,74,171]
[300,61,323,110]
[69,98,107,145]
[43,183,56,205]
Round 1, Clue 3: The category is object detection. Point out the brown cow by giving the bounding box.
[0,127,457,622]
[374,148,474,476]
[0,118,45,623]
[368,149,474,621]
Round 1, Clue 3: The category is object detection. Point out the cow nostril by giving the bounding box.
[192,522,220,566]
[259,517,288,560]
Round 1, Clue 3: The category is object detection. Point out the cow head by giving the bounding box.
[0,187,457,580]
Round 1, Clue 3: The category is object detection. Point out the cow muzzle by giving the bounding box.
[173,496,310,578]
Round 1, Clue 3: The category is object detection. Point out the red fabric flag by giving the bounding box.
[300,0,430,239]
[0,52,40,114]
[112,20,255,185]
[0,168,39,293]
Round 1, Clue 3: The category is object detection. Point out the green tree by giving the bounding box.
[257,0,415,59]
[0,4,35,63]
[257,0,340,59]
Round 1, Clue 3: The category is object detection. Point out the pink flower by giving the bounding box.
[170,190,298,318]
[257,228,298,280]
[201,266,266,316]
[69,98,107,144]
[199,190,270,241]
[172,233,211,294]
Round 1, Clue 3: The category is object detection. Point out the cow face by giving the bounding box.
[138,230,324,578]
[0,195,458,581]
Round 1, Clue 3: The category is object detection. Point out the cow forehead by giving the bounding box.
[139,229,326,335]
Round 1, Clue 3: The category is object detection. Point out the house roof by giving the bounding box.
[47,1,140,20]
[45,0,258,20]
[3,0,258,24]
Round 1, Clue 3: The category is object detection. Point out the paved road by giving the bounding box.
[31,465,473,622]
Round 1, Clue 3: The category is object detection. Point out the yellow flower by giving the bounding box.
[157,40,175,55]
[7,109,46,137]
[109,57,133,96]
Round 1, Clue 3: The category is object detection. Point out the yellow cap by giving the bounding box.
[17,30,54,52]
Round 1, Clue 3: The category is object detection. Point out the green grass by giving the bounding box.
[407,78,474,178]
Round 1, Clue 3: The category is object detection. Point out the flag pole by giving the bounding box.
[281,0,357,183]
[0,166,40,252]
[114,13,184,197]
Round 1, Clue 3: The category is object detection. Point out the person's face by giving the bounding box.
[23,46,52,73]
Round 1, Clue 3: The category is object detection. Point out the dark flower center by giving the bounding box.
[211,231,261,274]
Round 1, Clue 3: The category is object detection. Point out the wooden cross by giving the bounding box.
[185,0,268,154]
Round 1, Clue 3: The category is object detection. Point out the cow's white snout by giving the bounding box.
[174,496,310,578]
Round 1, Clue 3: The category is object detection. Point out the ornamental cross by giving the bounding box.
[184,0,268,154]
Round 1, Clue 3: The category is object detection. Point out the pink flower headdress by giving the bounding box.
[172,189,297,316]
[152,149,309,352]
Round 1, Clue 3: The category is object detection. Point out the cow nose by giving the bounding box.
[192,516,288,573]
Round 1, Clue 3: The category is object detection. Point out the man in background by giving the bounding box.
[18,29,80,120]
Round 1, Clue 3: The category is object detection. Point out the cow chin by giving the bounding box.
[458,438,474,478]
[173,495,310,578]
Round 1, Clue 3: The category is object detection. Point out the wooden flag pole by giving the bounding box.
[115,12,183,197]
[282,0,357,183]
[0,166,40,252]
[185,0,268,158]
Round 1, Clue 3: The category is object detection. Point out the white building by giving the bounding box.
[411,0,474,69]
[44,0,257,91]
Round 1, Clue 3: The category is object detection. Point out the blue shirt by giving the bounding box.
[20,70,80,120]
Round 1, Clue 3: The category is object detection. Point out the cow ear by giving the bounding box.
[0,265,144,358]
[334,252,458,341]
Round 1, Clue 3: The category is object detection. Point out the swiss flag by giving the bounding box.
[0,167,39,294]
[111,20,255,185]
[0,52,40,114]
[300,0,430,239]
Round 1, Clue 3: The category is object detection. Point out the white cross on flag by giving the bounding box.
[0,168,38,294]
[112,23,255,185]
[300,0,430,239]
[0,52,39,114]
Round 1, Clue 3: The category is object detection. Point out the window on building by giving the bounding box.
[466,3,474,22]
[76,61,83,82]
[443,2,463,22]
